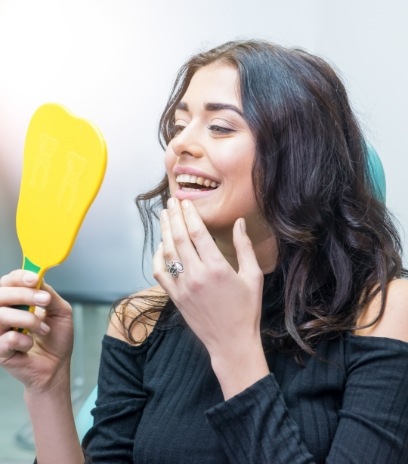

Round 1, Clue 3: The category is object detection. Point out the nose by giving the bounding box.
[170,124,204,159]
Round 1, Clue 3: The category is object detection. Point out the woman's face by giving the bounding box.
[165,62,268,242]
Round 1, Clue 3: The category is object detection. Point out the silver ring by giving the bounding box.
[166,261,184,278]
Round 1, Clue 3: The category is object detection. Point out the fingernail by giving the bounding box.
[240,218,246,233]
[167,198,175,209]
[34,292,49,305]
[181,199,190,209]
[23,272,38,285]
[40,322,50,335]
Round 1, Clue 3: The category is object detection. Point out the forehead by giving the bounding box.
[181,62,241,107]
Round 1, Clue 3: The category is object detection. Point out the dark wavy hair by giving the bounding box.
[115,39,406,357]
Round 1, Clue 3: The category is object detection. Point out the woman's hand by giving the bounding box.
[153,198,269,399]
[0,270,74,393]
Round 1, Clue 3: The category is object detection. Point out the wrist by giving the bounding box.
[210,339,269,400]
[24,361,71,400]
[23,367,83,464]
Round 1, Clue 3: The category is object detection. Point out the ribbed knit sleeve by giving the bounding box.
[327,336,408,463]
[206,373,315,463]
[206,335,408,464]
[81,333,158,463]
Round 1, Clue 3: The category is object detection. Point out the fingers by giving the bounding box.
[38,280,70,317]
[160,208,183,265]
[155,199,262,287]
[233,218,263,281]
[0,330,34,364]
[0,286,50,308]
[154,209,188,286]
[0,306,50,337]
[1,269,70,317]
[166,198,220,263]
[0,270,53,336]
[155,198,222,286]
[153,209,181,286]
[0,271,51,308]
[153,242,166,283]
[0,270,41,289]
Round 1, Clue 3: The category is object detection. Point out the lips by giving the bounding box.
[176,173,220,190]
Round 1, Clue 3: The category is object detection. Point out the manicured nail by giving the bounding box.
[23,272,38,285]
[40,322,50,335]
[167,197,175,209]
[240,218,246,233]
[34,292,49,305]
[181,199,190,209]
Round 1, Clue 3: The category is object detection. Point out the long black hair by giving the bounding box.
[116,40,406,356]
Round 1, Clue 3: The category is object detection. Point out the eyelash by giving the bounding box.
[170,123,234,137]
[171,124,185,137]
[207,124,234,135]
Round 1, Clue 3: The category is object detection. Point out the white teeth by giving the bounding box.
[176,173,220,188]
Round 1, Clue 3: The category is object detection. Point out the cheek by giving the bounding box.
[164,146,175,172]
[221,160,255,194]
[164,150,178,195]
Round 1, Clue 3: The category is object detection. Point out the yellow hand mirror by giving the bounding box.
[15,103,107,323]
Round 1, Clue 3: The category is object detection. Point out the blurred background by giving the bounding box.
[0,0,407,462]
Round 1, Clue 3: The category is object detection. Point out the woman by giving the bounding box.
[1,40,408,463]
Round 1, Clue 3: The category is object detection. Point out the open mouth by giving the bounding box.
[176,174,220,191]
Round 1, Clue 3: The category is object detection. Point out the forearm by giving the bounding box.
[24,372,84,464]
[210,336,269,400]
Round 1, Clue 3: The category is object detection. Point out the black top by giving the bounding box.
[82,303,408,463]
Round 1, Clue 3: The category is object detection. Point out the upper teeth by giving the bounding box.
[176,174,220,188]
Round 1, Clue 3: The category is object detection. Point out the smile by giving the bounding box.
[176,174,220,190]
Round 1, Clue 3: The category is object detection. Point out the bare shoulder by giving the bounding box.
[107,285,167,344]
[355,279,408,342]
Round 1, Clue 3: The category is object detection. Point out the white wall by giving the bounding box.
[0,0,407,301]
[313,1,408,259]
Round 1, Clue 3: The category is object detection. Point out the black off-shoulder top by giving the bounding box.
[81,281,408,463]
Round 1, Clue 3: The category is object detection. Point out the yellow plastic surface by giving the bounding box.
[16,103,107,282]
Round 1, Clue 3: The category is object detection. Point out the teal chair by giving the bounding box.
[74,143,386,442]
[76,385,98,441]
[366,143,386,202]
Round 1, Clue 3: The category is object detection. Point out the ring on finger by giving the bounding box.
[166,261,184,278]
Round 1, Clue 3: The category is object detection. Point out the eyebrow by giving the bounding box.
[176,101,244,117]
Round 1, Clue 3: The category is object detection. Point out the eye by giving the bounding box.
[207,124,235,135]
[169,122,186,138]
